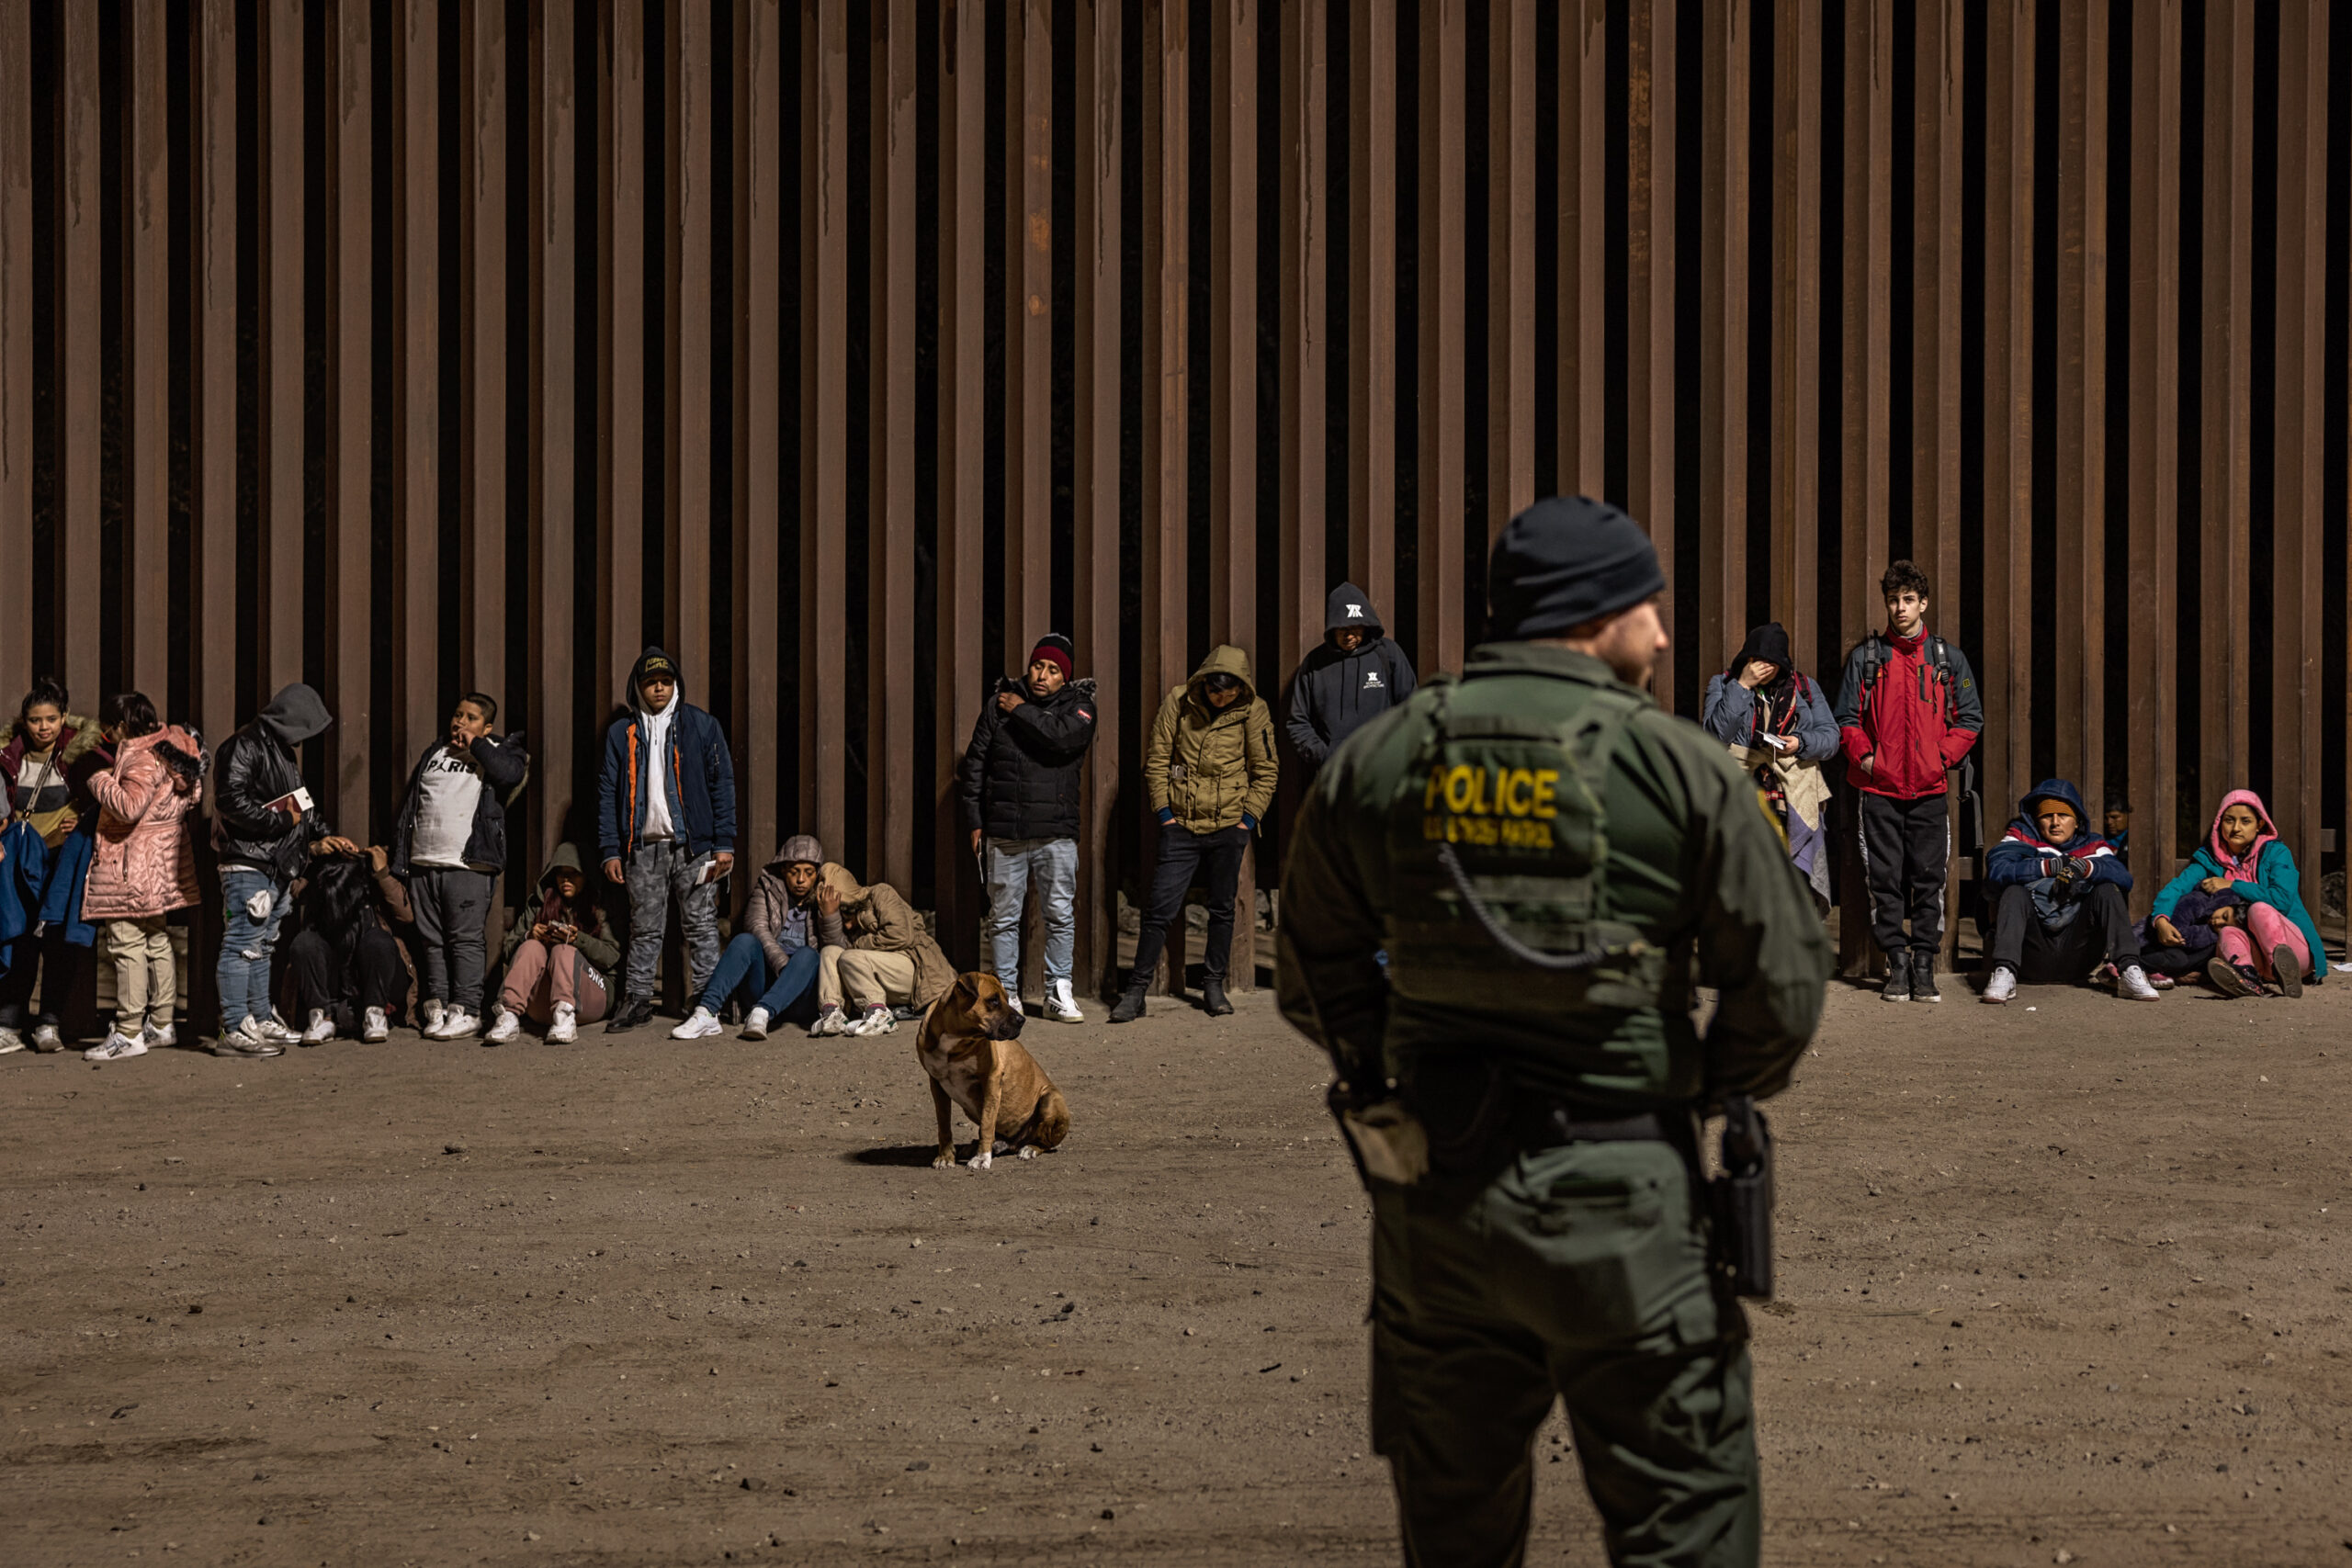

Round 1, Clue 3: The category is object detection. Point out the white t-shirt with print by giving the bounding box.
[411,745,489,869]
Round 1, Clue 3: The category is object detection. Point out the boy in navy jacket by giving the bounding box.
[1980,776,2157,1004]
[596,649,737,1032]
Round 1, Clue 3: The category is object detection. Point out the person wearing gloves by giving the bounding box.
[1283,582,1417,773]
[596,648,737,1032]
[209,684,361,1057]
[669,834,831,1042]
[1979,778,2157,1003]
[388,693,529,1041]
[80,692,207,1061]
[2146,789,2326,998]
[956,633,1099,1021]
[808,862,956,1038]
[1113,645,1278,1023]
[487,843,622,1043]
[1702,622,1841,909]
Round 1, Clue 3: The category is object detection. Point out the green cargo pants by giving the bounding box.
[1369,1136,1758,1568]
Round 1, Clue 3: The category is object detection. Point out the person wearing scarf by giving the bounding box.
[1701,622,1840,908]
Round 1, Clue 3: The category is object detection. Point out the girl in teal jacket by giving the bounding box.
[2148,789,2326,995]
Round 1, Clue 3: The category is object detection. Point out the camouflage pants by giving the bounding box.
[1369,1138,1758,1568]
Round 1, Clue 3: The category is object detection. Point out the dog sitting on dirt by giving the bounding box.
[917,972,1070,1171]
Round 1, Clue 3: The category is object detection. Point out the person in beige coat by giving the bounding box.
[809,862,956,1039]
[1112,644,1277,1022]
[81,692,206,1061]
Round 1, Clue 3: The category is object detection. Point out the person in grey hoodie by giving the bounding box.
[1283,582,1418,772]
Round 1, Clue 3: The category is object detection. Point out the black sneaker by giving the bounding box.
[605,996,656,1033]
[1911,951,1940,1003]
[1880,954,1912,1002]
[1108,986,1148,1024]
[2272,945,2304,998]
[1201,978,1233,1016]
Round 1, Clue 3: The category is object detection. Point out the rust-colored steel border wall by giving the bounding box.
[1,1,2346,1009]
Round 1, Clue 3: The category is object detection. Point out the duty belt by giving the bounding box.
[1511,1100,1680,1150]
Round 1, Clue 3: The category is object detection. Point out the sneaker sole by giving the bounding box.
[2273,947,2304,998]
[2207,959,2251,998]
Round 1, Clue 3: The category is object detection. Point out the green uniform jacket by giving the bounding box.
[1277,642,1828,1111]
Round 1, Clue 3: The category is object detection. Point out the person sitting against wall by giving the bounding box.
[669,834,831,1043]
[0,678,109,1055]
[1701,622,1841,911]
[1980,778,2159,1003]
[809,862,956,1039]
[488,842,622,1043]
[284,846,417,1045]
[2146,789,2326,998]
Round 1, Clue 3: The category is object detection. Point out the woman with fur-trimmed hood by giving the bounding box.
[0,676,109,1055]
[81,692,208,1060]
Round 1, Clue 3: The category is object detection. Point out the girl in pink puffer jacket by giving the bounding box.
[82,693,206,1058]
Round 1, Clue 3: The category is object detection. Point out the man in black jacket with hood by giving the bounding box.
[1283,582,1418,771]
[211,683,359,1056]
[956,632,1098,1021]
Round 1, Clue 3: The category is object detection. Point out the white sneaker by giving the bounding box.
[361,1007,389,1043]
[0,1026,22,1054]
[435,1008,479,1040]
[547,1002,578,1043]
[302,1008,336,1044]
[2119,964,2161,1001]
[85,1031,148,1063]
[670,1006,724,1041]
[1045,978,1085,1023]
[808,1006,848,1038]
[850,1005,898,1037]
[30,1022,64,1053]
[254,1014,303,1044]
[741,1007,771,1040]
[1005,993,1025,1017]
[141,1021,176,1049]
[1981,965,2018,1005]
[422,998,446,1034]
[485,1009,523,1043]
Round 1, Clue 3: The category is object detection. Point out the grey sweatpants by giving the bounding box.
[409,866,496,1013]
[622,840,720,1002]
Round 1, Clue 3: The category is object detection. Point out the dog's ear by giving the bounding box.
[950,972,978,1007]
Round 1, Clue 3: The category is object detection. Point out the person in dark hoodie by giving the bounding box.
[1283,582,1418,772]
[956,633,1099,1021]
[1980,777,2158,1003]
[389,693,529,1041]
[1702,622,1841,909]
[209,683,361,1056]
[486,842,622,1043]
[596,648,737,1032]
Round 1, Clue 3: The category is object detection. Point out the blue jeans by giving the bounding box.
[697,932,820,1023]
[217,868,292,1030]
[981,836,1078,991]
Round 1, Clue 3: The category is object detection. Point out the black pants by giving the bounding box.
[1129,824,1250,985]
[1857,792,1950,954]
[1987,882,2141,982]
[0,930,90,1029]
[287,927,407,1035]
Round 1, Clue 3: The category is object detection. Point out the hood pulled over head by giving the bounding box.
[1324,582,1384,640]
[2008,777,2092,845]
[2207,788,2278,875]
[537,841,588,891]
[1184,644,1257,707]
[256,683,334,750]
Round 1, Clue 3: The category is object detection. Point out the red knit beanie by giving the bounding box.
[1029,634,1074,682]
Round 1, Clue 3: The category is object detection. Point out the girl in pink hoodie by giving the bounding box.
[81,693,206,1059]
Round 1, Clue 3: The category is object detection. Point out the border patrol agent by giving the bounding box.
[1278,497,1829,1567]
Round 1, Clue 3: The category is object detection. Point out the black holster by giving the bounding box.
[1705,1095,1775,1299]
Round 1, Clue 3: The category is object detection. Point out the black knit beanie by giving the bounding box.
[1487,496,1666,641]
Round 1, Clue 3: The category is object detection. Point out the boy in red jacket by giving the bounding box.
[1833,560,1984,1002]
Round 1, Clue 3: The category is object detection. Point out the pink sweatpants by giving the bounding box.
[500,939,610,1022]
[2214,903,2309,981]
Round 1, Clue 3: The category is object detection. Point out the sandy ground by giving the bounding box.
[5,965,2348,1567]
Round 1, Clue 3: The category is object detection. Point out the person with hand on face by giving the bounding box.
[671,835,832,1042]
[2147,790,2325,998]
[596,649,738,1032]
[956,633,1099,1021]
[1112,646,1278,1023]
[389,693,529,1041]
[1283,583,1417,773]
[808,862,956,1037]
[1702,622,1841,908]
[284,844,419,1045]
[1833,560,1984,1002]
[1980,779,2157,1003]
[487,843,622,1043]
[209,684,360,1056]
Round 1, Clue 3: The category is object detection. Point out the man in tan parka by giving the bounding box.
[812,862,957,1037]
[1113,645,1278,1021]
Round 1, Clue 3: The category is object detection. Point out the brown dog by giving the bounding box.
[917,972,1071,1171]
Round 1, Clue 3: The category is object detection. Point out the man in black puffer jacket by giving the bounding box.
[956,632,1098,1022]
[1283,581,1417,772]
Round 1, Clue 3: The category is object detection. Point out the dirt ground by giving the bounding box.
[5,961,2349,1567]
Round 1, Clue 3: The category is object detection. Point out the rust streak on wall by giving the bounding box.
[398,0,441,762]
[1978,0,2033,859]
[1417,0,1465,678]
[2052,0,2107,810]
[0,3,26,688]
[59,0,99,705]
[330,0,374,835]
[1207,0,1257,652]
[1006,0,1054,672]
[666,0,713,686]
[460,0,508,712]
[1074,0,1124,997]
[2127,0,2181,903]
[870,0,919,895]
[1625,0,1675,701]
[599,0,647,715]
[2200,0,2253,818]
[261,0,302,694]
[529,0,577,878]
[126,0,171,702]
[1346,0,1396,615]
[1698,0,1748,682]
[800,0,850,862]
[2270,0,2327,865]
[1769,0,1819,679]
[734,0,784,896]
[1559,0,1607,501]
[1487,0,1536,535]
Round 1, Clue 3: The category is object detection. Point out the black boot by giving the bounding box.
[605,995,656,1033]
[1879,952,1912,1003]
[1911,950,1941,1003]
[1109,983,1148,1024]
[1201,977,1233,1017]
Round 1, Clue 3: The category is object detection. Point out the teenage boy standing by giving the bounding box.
[1834,560,1984,1002]
[390,693,529,1039]
[596,649,737,1032]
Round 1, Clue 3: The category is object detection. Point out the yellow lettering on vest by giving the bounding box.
[1424,769,1443,810]
[1470,768,1491,814]
[1503,768,1533,816]
[1444,765,1477,814]
[1531,769,1560,818]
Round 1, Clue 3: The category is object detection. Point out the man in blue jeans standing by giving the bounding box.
[956,633,1099,1021]
[209,684,359,1056]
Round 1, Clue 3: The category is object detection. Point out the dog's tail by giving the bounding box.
[1031,1088,1071,1151]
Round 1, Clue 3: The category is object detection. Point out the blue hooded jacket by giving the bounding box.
[596,648,738,863]
[1984,778,2129,924]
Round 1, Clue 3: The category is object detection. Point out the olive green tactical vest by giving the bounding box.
[1380,671,1668,1018]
